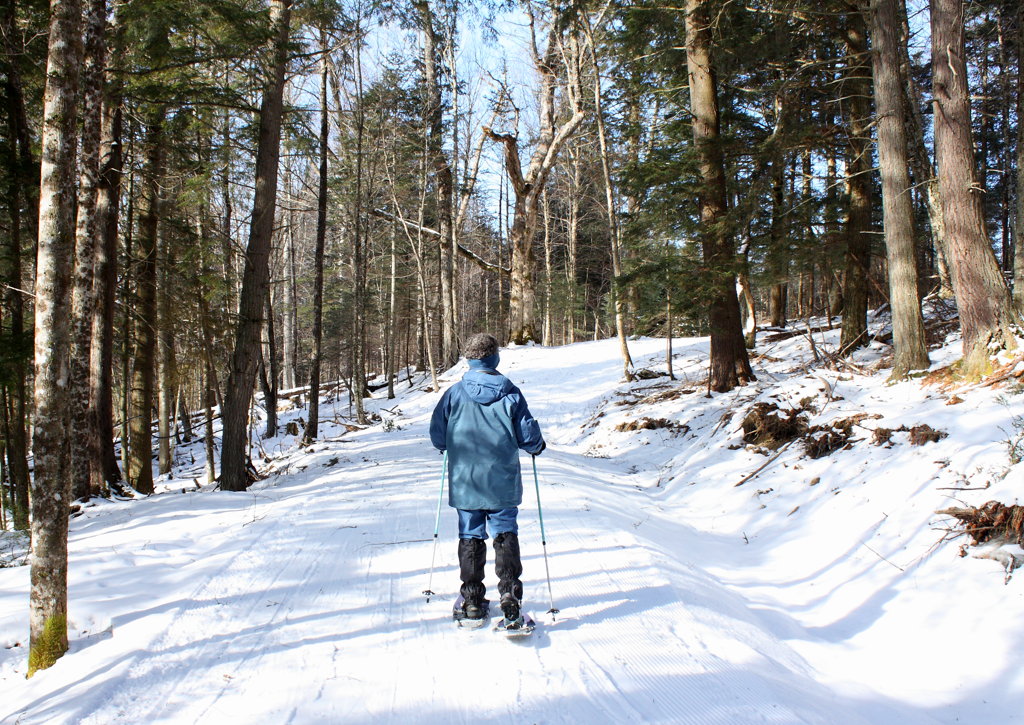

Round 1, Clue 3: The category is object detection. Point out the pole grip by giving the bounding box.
[433,450,447,536]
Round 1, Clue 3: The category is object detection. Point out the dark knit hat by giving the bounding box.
[464,333,499,360]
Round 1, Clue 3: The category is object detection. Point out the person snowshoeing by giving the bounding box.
[429,332,546,624]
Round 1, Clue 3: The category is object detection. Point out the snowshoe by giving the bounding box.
[452,595,490,629]
[495,612,536,638]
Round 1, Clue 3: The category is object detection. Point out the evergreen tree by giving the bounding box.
[867,0,929,377]
[931,0,1019,375]
[221,0,294,491]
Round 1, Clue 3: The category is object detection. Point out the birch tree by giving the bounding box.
[28,0,82,677]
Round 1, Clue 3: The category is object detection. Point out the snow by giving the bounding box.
[3,322,1024,724]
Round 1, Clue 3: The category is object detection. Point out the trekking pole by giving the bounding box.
[423,451,447,603]
[533,456,560,620]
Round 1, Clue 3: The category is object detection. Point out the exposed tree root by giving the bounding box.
[872,423,949,446]
[615,417,689,435]
[803,422,855,458]
[741,402,809,449]
[938,501,1024,547]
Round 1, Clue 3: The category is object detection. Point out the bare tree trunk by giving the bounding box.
[839,13,874,354]
[824,148,844,317]
[0,429,7,530]
[685,0,754,392]
[1013,0,1024,315]
[766,159,788,327]
[930,0,1019,375]
[386,223,398,399]
[69,0,106,501]
[177,388,192,443]
[582,15,633,378]
[738,275,757,348]
[157,347,175,474]
[91,0,124,494]
[304,39,329,444]
[204,369,216,484]
[262,286,278,437]
[127,106,164,496]
[566,147,580,343]
[666,298,675,379]
[996,8,1011,273]
[507,204,539,344]
[408,146,441,391]
[282,208,297,389]
[415,0,458,367]
[899,0,950,298]
[485,6,584,344]
[1,199,30,519]
[737,245,756,349]
[220,0,293,491]
[120,156,134,476]
[415,260,439,391]
[499,176,508,336]
[351,11,368,425]
[28,0,82,677]
[196,196,223,415]
[868,0,929,377]
[1,0,33,528]
[157,233,176,475]
[541,189,553,346]
[221,104,235,306]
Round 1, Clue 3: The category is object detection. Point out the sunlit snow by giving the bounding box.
[2,319,1023,724]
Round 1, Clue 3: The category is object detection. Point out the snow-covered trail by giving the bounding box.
[1,339,951,723]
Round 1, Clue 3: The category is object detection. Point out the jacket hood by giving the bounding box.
[461,368,512,404]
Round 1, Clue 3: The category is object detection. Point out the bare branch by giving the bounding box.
[371,207,510,276]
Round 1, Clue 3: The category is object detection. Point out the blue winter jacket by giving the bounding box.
[429,360,545,511]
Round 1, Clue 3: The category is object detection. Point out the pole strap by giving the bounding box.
[432,450,447,538]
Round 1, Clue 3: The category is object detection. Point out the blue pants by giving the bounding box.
[457,507,519,540]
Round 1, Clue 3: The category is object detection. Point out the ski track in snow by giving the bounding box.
[2,335,1019,723]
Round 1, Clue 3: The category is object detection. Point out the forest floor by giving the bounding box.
[2,312,1024,724]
